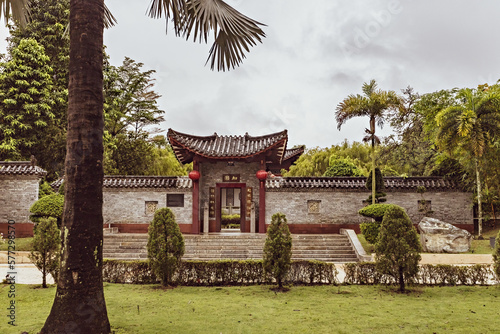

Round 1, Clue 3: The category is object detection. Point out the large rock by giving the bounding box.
[418,217,472,253]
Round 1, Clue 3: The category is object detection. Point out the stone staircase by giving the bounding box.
[103,232,358,262]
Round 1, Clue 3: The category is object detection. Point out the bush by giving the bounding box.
[29,217,60,288]
[374,205,422,292]
[29,194,64,226]
[38,180,54,198]
[102,259,338,286]
[147,207,185,286]
[263,212,292,289]
[358,203,397,222]
[359,221,380,244]
[221,214,240,228]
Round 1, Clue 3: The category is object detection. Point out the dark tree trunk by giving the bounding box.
[399,266,405,292]
[41,1,110,333]
[42,253,46,288]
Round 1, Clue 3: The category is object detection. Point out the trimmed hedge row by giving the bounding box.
[102,259,338,286]
[343,262,494,286]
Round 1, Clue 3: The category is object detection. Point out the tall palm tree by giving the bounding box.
[3,1,265,333]
[335,79,401,204]
[436,87,500,238]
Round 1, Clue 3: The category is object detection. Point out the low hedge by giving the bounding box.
[102,259,338,286]
[344,262,494,286]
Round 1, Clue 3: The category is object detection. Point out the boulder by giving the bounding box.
[418,217,472,253]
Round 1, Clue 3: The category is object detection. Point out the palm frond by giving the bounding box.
[1,0,30,26]
[148,0,187,35]
[104,3,117,29]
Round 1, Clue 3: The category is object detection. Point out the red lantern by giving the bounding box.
[256,170,267,181]
[189,170,200,181]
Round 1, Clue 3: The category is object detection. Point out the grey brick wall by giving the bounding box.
[0,175,39,223]
[266,189,473,226]
[103,188,192,225]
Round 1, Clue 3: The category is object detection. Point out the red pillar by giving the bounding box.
[256,170,267,234]
[189,165,200,234]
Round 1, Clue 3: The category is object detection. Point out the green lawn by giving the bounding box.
[0,237,33,251]
[1,284,500,333]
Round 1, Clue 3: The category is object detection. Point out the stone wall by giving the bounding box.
[0,175,39,236]
[103,188,192,231]
[265,188,473,233]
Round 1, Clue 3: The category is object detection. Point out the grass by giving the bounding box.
[1,283,500,333]
[0,237,33,251]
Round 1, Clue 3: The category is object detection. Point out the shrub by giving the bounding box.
[147,207,185,286]
[263,212,292,289]
[365,167,386,203]
[38,180,54,198]
[374,205,422,292]
[29,194,64,226]
[323,157,363,177]
[29,217,60,288]
[358,203,397,222]
[359,221,380,244]
[221,214,240,228]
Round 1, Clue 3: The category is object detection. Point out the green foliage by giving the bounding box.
[29,193,64,225]
[221,214,240,228]
[103,56,164,138]
[147,142,191,176]
[343,262,492,286]
[147,207,185,286]
[104,132,155,175]
[263,212,292,289]
[365,168,386,203]
[359,221,380,244]
[102,259,338,286]
[374,205,422,292]
[493,231,500,280]
[0,38,55,159]
[358,203,396,222]
[29,217,60,288]
[38,180,55,198]
[6,0,69,178]
[323,155,363,177]
[57,180,65,195]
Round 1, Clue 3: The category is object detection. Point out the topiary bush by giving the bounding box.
[38,180,55,198]
[263,212,292,290]
[29,193,64,226]
[374,205,422,292]
[358,203,397,222]
[147,207,185,286]
[365,167,386,203]
[29,217,60,288]
[359,221,380,244]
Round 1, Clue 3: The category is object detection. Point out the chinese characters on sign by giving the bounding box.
[209,187,215,218]
[222,174,240,182]
[246,187,252,217]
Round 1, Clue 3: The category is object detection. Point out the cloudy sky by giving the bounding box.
[3,1,500,148]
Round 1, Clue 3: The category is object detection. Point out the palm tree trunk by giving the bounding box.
[475,158,483,238]
[41,1,111,333]
[370,117,376,205]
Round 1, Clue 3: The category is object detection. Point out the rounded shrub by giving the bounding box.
[358,203,397,222]
[374,205,422,292]
[360,221,380,244]
[29,193,64,225]
[147,207,185,286]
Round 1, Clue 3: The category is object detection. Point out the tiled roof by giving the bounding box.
[51,176,192,190]
[283,145,305,161]
[266,176,460,191]
[168,129,288,164]
[0,161,47,177]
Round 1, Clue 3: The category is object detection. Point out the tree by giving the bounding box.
[29,217,61,288]
[336,79,401,204]
[323,155,363,177]
[29,193,64,226]
[147,207,185,286]
[104,132,155,175]
[358,203,396,244]
[6,0,69,179]
[103,56,164,138]
[493,230,500,280]
[374,205,422,292]
[263,212,292,290]
[435,86,500,237]
[0,1,265,332]
[0,38,55,159]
